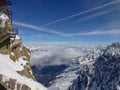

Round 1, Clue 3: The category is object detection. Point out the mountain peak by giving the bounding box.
[104,42,120,57]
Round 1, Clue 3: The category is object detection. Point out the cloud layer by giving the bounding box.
[29,44,85,67]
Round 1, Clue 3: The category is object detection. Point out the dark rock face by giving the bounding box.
[0,84,7,90]
[70,42,120,90]
[92,49,120,90]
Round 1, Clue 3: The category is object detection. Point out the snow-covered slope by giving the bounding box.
[70,42,120,90]
[0,46,47,90]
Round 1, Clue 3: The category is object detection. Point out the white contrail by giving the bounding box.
[13,21,67,36]
[13,21,120,37]
[66,29,120,36]
[74,9,114,23]
[40,0,120,26]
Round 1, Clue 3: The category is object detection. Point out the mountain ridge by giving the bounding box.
[70,42,120,90]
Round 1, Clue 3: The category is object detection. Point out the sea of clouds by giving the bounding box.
[27,42,90,67]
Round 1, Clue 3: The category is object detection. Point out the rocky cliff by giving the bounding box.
[0,1,47,89]
[0,45,47,90]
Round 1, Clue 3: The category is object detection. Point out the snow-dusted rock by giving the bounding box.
[48,47,102,90]
[70,42,120,90]
[0,46,47,90]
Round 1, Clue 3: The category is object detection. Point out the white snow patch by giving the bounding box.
[0,54,47,90]
[16,57,27,66]
[2,76,10,82]
[0,13,9,20]
[10,52,15,56]
[117,85,120,90]
[0,13,9,28]
[15,35,21,40]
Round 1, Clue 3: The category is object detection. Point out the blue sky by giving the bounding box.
[9,0,120,45]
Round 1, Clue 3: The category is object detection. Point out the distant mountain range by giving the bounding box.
[31,42,120,90]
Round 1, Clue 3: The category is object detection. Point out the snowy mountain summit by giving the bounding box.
[104,42,120,57]
[70,42,120,90]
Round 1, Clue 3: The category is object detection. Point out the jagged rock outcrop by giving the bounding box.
[0,45,47,90]
[70,42,120,90]
[10,45,35,80]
